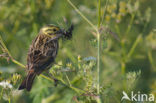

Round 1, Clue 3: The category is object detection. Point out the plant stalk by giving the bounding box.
[97,0,101,103]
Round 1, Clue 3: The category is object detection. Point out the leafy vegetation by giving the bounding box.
[0,0,156,103]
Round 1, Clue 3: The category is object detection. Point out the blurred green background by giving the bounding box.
[0,0,156,103]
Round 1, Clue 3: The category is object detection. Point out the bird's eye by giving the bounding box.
[53,29,56,32]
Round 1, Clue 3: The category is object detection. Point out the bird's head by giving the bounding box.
[40,24,64,39]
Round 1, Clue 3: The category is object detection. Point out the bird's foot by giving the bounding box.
[46,71,59,87]
[54,79,59,87]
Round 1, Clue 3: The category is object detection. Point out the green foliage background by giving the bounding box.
[0,0,156,103]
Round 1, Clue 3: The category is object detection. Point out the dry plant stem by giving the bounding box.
[0,35,84,94]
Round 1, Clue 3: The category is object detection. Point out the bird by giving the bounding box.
[18,24,73,91]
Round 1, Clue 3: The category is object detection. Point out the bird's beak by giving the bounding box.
[55,29,65,38]
[56,29,65,35]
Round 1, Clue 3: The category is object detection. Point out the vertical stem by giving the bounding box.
[97,32,100,94]
[0,88,4,99]
[97,32,101,103]
[97,0,101,103]
[101,0,109,25]
[148,50,156,70]
[8,97,11,103]
[98,0,101,27]
[121,62,125,74]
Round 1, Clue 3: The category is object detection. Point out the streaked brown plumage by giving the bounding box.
[19,24,65,91]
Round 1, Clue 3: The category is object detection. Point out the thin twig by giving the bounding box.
[67,0,97,32]
[0,36,12,58]
[65,73,72,86]
[127,34,142,59]
[101,0,109,25]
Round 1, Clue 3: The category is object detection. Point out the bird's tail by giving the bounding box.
[18,71,36,91]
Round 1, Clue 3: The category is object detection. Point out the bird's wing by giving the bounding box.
[27,34,58,74]
[27,49,54,74]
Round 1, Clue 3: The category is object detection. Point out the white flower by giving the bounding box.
[0,81,13,89]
